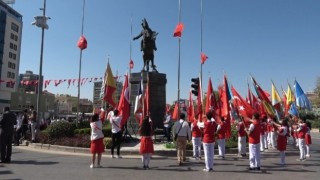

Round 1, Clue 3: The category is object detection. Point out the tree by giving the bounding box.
[314,77,320,106]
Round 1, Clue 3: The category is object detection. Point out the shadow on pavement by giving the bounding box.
[10,160,59,165]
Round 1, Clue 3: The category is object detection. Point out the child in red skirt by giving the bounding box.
[274,119,289,166]
[305,121,312,158]
[90,113,105,168]
[139,116,154,169]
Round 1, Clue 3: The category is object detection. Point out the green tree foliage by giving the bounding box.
[314,76,320,106]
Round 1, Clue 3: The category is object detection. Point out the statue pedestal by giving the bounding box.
[128,72,167,136]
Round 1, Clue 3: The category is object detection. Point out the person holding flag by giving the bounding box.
[216,117,226,160]
[296,117,308,161]
[109,110,123,158]
[245,112,262,171]
[191,116,202,160]
[236,118,247,157]
[202,111,217,172]
[273,118,289,166]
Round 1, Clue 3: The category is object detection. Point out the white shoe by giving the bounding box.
[111,155,115,158]
[306,154,310,158]
[117,155,122,159]
[90,164,94,168]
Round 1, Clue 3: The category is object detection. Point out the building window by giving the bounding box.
[8,62,16,69]
[9,52,17,60]
[7,72,15,79]
[6,81,14,88]
[11,23,19,33]
[10,33,18,42]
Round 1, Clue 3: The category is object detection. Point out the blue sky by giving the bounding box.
[11,0,320,104]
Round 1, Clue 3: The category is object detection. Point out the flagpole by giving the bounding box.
[36,0,47,127]
[200,0,203,98]
[77,0,86,126]
[177,0,182,118]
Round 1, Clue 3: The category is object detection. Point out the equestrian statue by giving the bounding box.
[133,18,158,72]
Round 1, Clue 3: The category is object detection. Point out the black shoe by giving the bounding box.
[248,167,255,171]
[255,167,260,171]
[143,165,147,169]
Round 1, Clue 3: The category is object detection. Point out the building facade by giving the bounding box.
[0,1,22,111]
[10,88,55,119]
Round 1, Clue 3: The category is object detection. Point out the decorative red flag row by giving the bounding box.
[0,76,121,89]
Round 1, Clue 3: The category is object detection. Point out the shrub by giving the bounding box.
[37,131,50,144]
[102,127,112,137]
[46,121,76,139]
[226,124,238,149]
[104,137,112,149]
[164,142,176,149]
[74,121,90,129]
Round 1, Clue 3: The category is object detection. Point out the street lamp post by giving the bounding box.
[32,0,49,126]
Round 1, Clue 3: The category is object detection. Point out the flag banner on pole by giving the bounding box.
[134,77,144,122]
[201,52,208,64]
[118,74,130,127]
[102,62,117,107]
[294,80,312,110]
[77,35,87,50]
[173,22,184,37]
[251,76,275,116]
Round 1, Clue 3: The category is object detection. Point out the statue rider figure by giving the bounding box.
[133,18,158,72]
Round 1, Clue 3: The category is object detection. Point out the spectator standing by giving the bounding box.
[0,107,17,163]
[173,113,191,165]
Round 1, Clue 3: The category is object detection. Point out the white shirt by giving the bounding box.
[90,120,104,140]
[163,114,171,128]
[110,115,122,133]
[174,119,191,140]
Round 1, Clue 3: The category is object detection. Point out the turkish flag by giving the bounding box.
[201,52,208,64]
[77,35,87,50]
[173,22,184,37]
[118,74,130,127]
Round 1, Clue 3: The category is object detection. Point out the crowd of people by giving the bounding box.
[0,105,313,171]
[88,108,313,172]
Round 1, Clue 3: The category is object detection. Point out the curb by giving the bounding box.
[27,142,239,157]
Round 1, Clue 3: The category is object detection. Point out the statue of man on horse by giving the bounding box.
[133,18,158,72]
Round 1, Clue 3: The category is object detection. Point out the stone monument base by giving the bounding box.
[127,72,167,136]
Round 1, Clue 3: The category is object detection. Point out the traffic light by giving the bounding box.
[191,77,199,96]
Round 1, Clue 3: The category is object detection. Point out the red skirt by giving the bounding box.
[90,138,105,154]
[305,134,312,145]
[277,135,287,151]
[140,137,154,154]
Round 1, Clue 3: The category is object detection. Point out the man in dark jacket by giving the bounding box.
[0,107,17,163]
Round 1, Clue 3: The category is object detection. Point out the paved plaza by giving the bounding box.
[0,132,319,180]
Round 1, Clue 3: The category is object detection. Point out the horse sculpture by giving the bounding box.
[133,18,158,72]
